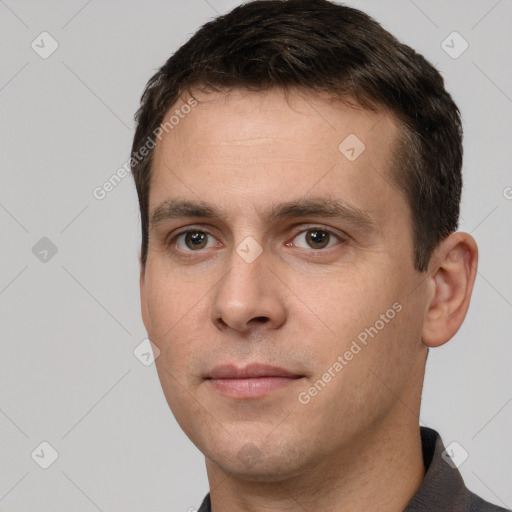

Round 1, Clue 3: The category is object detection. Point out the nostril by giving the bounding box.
[251,316,269,323]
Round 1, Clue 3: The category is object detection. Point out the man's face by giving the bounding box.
[140,89,429,479]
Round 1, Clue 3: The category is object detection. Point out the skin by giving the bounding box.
[140,88,478,512]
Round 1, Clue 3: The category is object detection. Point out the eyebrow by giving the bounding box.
[149,197,378,231]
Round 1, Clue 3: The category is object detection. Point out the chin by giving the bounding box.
[203,431,310,482]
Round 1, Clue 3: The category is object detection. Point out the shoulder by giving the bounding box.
[468,491,510,512]
[404,427,509,512]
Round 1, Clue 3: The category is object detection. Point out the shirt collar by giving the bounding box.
[404,426,469,511]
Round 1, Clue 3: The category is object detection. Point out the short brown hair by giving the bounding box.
[131,0,462,272]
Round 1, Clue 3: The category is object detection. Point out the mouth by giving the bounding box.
[206,363,304,399]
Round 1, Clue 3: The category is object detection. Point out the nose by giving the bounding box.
[210,242,287,334]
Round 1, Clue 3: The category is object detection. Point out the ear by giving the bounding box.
[139,262,150,333]
[422,232,478,348]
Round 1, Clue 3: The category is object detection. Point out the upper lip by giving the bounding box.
[207,363,301,379]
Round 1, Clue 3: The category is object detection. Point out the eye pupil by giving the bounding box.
[306,230,330,249]
[185,231,207,250]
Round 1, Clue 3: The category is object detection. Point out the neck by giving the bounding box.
[205,414,425,512]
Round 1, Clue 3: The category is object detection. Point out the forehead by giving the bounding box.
[156,88,399,157]
[149,88,406,227]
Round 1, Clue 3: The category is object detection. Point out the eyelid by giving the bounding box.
[169,226,220,251]
[166,223,217,241]
[288,223,347,240]
[166,223,348,252]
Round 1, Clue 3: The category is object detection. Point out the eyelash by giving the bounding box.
[168,225,346,254]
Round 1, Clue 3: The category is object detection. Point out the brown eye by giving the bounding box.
[305,230,330,249]
[292,228,341,250]
[176,231,216,251]
[185,232,207,250]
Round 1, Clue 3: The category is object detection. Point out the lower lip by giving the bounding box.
[208,377,300,398]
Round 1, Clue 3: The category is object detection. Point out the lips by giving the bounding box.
[206,363,303,399]
[208,363,300,379]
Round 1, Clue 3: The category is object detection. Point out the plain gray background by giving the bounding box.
[1,0,511,510]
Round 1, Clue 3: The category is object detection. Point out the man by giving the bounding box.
[130,1,507,510]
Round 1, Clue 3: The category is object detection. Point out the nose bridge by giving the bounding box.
[211,236,285,331]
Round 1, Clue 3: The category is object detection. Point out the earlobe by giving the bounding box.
[421,232,478,348]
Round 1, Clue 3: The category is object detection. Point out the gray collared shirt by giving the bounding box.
[197,427,509,511]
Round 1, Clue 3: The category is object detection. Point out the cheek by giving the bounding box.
[153,359,205,441]
[145,267,198,334]
[302,268,418,389]
[144,275,203,372]
[298,308,419,444]
[294,267,396,340]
